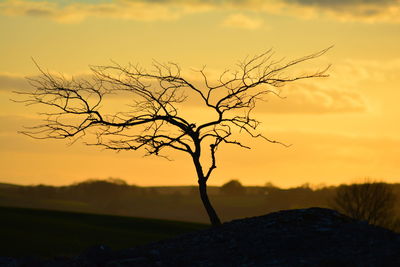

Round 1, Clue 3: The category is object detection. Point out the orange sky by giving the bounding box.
[1,0,400,187]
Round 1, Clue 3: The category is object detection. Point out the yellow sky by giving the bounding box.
[1,0,400,187]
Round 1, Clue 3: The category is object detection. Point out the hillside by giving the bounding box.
[0,206,207,258]
[4,208,400,266]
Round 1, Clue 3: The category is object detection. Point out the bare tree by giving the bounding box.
[333,182,397,228]
[15,48,331,226]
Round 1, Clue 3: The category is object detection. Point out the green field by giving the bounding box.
[0,206,208,258]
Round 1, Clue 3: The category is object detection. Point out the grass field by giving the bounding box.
[0,206,208,258]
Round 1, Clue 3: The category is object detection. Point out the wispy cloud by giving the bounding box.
[176,68,367,114]
[0,73,30,91]
[0,0,191,23]
[221,13,263,30]
[279,0,400,23]
[262,83,366,114]
[1,0,400,23]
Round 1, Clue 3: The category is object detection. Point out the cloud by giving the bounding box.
[334,58,400,83]
[263,56,400,114]
[258,83,366,114]
[178,64,367,114]
[0,0,190,23]
[180,78,366,114]
[221,13,263,29]
[0,73,30,91]
[262,57,400,114]
[1,0,400,23]
[279,0,400,23]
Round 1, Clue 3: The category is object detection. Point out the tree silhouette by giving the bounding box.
[15,48,331,225]
[220,180,246,196]
[333,182,396,228]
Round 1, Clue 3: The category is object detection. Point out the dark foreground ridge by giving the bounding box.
[3,208,400,266]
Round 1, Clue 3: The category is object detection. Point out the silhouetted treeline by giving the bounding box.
[1,179,399,226]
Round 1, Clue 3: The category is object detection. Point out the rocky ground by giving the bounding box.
[2,208,400,266]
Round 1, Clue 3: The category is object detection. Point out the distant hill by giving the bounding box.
[1,179,400,225]
[0,182,21,188]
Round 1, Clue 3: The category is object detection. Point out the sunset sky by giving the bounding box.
[1,0,400,188]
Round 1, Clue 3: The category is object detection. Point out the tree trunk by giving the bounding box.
[191,140,221,226]
[198,179,221,226]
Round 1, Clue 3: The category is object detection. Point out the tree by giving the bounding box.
[220,180,246,196]
[15,48,331,226]
[333,182,397,228]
